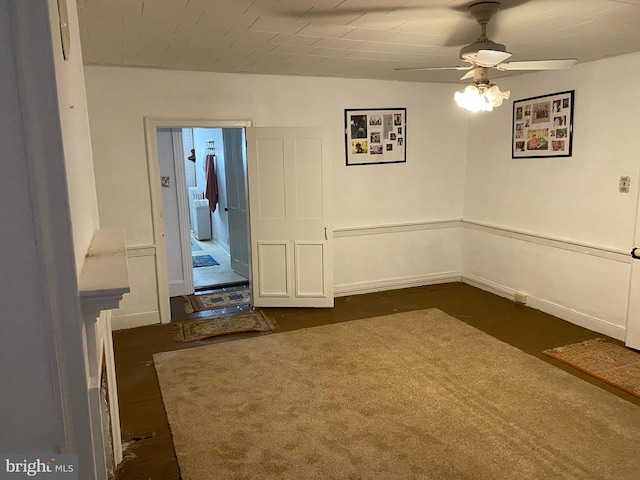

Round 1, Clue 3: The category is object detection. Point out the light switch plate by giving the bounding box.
[619,176,631,193]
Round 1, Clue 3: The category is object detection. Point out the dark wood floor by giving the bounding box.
[112,282,640,480]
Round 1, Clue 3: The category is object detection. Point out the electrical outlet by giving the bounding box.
[619,176,631,193]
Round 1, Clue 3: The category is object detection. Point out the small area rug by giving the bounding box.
[173,310,276,342]
[192,254,219,268]
[544,338,640,399]
[154,309,640,480]
[184,288,251,313]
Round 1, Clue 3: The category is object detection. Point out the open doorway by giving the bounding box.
[183,127,249,290]
[145,119,333,323]
[156,126,250,298]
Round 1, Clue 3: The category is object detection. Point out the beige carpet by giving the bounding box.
[154,309,640,480]
[544,338,640,399]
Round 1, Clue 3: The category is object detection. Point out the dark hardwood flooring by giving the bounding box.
[112,282,640,480]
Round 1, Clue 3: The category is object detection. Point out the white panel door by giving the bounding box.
[246,127,333,308]
[222,129,250,278]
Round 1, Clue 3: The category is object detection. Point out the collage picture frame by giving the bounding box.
[345,108,406,166]
[512,90,574,159]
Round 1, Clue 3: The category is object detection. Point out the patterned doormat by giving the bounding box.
[173,311,276,342]
[192,254,219,268]
[184,288,251,313]
[544,339,640,399]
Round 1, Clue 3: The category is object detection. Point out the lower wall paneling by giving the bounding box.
[462,223,631,340]
[109,220,633,341]
[333,220,463,296]
[111,247,161,331]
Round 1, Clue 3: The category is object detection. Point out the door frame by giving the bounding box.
[144,118,253,324]
[222,128,251,278]
[168,128,194,296]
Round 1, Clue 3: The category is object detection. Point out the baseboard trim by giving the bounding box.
[461,273,625,341]
[111,311,160,331]
[527,296,625,341]
[461,273,516,300]
[335,272,462,297]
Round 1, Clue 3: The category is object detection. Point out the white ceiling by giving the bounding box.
[78,0,640,83]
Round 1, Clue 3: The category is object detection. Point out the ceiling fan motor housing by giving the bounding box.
[461,2,505,65]
[460,40,508,64]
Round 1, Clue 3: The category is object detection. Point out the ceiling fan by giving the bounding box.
[397,1,577,81]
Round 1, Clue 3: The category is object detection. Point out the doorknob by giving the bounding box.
[224,207,229,211]
[632,247,640,259]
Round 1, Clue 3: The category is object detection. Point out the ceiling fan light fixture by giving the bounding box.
[484,84,510,107]
[454,83,510,113]
[455,85,488,112]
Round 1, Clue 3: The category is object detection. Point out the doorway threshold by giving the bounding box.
[195,280,249,293]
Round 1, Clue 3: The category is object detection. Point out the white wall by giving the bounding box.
[85,52,640,339]
[85,67,468,328]
[0,1,102,473]
[50,0,100,273]
[463,53,640,339]
[0,1,66,452]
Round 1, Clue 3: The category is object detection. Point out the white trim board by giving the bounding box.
[335,268,626,341]
[334,219,462,238]
[333,219,628,339]
[171,129,194,296]
[127,245,156,257]
[333,219,629,262]
[111,311,161,331]
[335,272,462,297]
[464,221,630,264]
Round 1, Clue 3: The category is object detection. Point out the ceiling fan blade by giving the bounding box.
[475,50,512,67]
[395,65,473,72]
[460,70,475,80]
[497,59,577,71]
[277,3,449,19]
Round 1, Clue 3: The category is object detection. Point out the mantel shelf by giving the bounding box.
[79,228,130,315]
